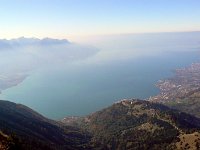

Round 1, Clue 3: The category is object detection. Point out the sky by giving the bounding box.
[0,0,200,40]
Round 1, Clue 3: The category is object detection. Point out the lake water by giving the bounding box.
[1,32,200,119]
[0,50,199,119]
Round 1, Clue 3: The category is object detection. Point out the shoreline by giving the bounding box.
[149,63,200,103]
[0,74,28,94]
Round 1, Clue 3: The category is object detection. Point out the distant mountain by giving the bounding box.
[0,100,91,150]
[39,38,69,46]
[9,37,40,46]
[0,37,98,58]
[0,37,69,49]
[0,37,99,93]
[62,99,200,150]
[0,40,12,50]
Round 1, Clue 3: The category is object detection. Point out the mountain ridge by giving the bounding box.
[0,100,92,150]
[61,99,200,149]
[0,98,200,149]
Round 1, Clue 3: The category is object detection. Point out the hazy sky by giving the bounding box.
[0,0,200,39]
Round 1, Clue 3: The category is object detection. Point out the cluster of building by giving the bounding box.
[149,63,200,103]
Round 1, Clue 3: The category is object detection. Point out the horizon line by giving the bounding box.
[1,30,200,41]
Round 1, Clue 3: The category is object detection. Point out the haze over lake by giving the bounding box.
[0,32,200,119]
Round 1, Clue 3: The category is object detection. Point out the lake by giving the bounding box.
[1,32,200,119]
[0,50,199,119]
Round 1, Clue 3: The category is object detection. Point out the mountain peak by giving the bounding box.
[40,37,69,45]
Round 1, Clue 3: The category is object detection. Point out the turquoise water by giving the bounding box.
[0,50,199,119]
